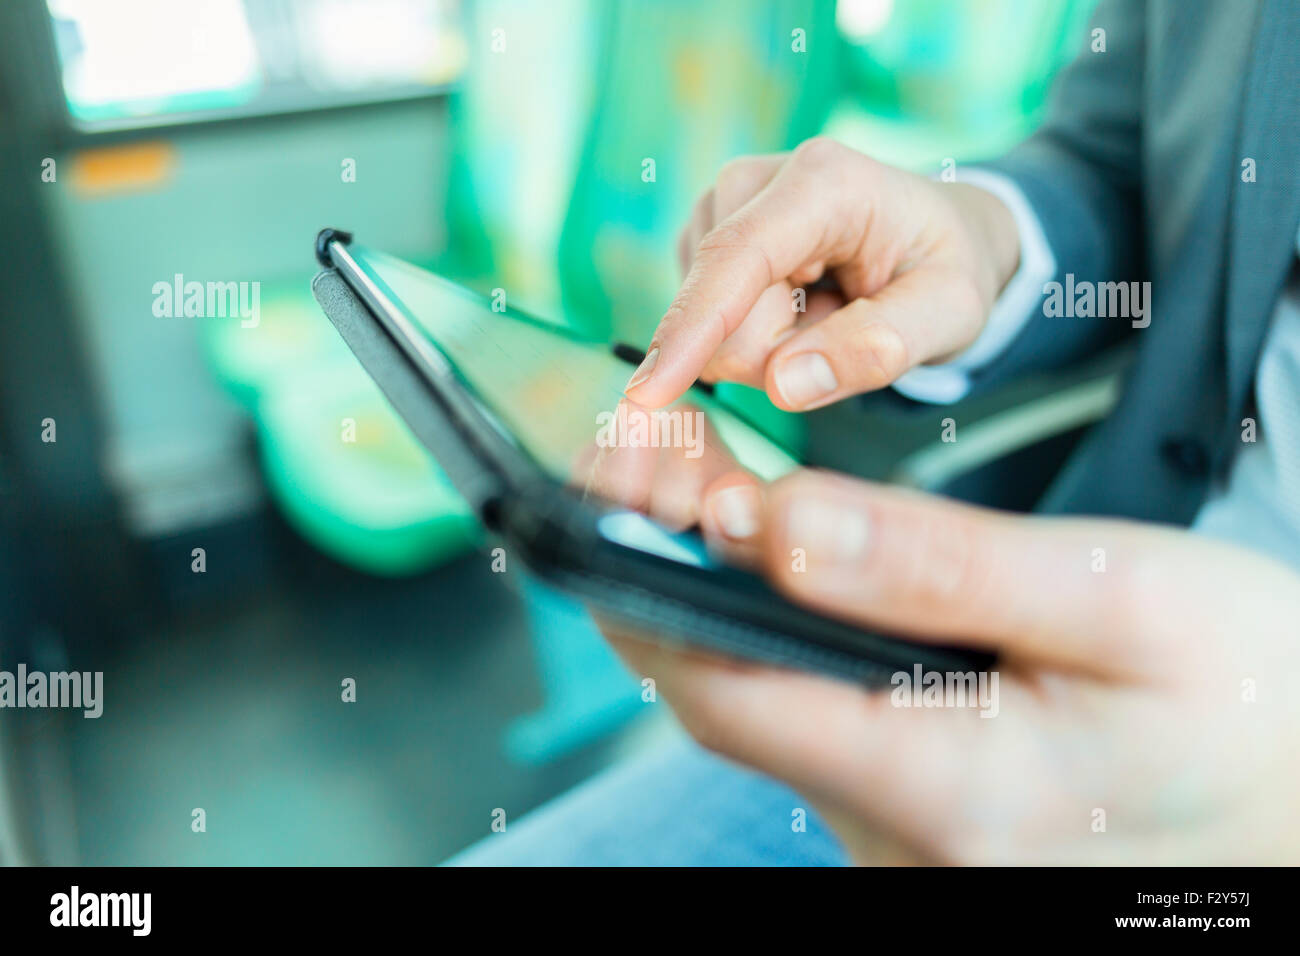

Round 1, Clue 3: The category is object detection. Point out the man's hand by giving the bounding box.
[597,469,1300,865]
[623,138,1021,411]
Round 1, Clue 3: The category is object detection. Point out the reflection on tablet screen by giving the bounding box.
[597,512,715,568]
[349,245,799,490]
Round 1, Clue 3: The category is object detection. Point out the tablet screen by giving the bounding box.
[348,245,801,492]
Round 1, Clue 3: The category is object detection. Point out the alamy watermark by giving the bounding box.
[595,405,705,459]
[50,886,150,936]
[1043,274,1151,329]
[890,665,999,718]
[152,273,260,328]
[0,664,102,718]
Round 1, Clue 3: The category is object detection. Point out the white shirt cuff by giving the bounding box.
[892,168,1057,404]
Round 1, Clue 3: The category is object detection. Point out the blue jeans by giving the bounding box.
[446,738,849,866]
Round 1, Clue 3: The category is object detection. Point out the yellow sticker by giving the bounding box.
[69,141,176,196]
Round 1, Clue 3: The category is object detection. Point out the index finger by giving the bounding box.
[624,142,854,407]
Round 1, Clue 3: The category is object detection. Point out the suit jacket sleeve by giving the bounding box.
[967,0,1150,392]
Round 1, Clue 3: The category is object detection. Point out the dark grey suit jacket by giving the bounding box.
[976,0,1299,523]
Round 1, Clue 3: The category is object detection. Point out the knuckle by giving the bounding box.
[715,156,755,189]
[696,218,772,285]
[714,158,765,214]
[793,135,843,166]
[845,317,910,380]
[887,507,994,613]
[698,217,753,255]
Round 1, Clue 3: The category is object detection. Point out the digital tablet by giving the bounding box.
[311,228,994,685]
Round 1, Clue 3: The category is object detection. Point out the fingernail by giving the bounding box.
[775,352,838,408]
[625,345,660,390]
[709,485,761,540]
[786,497,870,565]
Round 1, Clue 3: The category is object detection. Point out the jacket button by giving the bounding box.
[1159,437,1210,477]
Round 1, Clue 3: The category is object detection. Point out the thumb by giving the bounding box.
[749,470,1197,680]
[763,267,986,410]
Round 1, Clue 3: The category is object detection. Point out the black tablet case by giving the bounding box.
[312,268,502,512]
[312,265,994,685]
